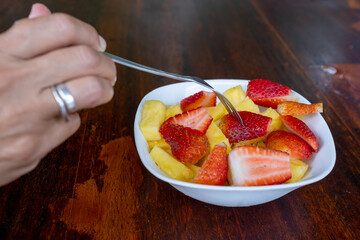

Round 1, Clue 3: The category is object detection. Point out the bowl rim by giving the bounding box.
[134,79,336,191]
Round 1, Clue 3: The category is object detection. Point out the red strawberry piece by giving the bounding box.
[266,130,313,159]
[159,123,209,164]
[228,146,291,186]
[194,143,228,186]
[180,91,217,111]
[280,115,319,152]
[163,107,213,134]
[219,111,272,143]
[246,79,293,108]
[277,101,323,116]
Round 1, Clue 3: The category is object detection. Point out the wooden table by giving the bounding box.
[1,0,359,239]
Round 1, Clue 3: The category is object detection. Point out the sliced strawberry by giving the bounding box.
[246,79,293,108]
[194,143,228,186]
[159,123,209,164]
[228,146,291,186]
[219,111,272,143]
[180,91,217,111]
[277,101,323,116]
[163,107,213,134]
[280,115,319,152]
[266,130,312,159]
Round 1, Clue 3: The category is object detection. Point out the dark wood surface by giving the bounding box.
[1,0,359,239]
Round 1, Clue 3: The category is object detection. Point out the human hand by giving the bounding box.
[0,3,116,186]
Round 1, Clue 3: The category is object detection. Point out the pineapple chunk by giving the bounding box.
[280,124,289,131]
[233,136,266,147]
[262,107,283,133]
[215,119,222,126]
[150,146,195,181]
[186,164,201,175]
[207,85,247,121]
[165,104,182,119]
[286,159,309,183]
[237,96,260,113]
[256,141,266,148]
[217,85,246,112]
[205,122,231,153]
[206,106,226,122]
[147,138,170,150]
[140,100,166,141]
[223,85,246,108]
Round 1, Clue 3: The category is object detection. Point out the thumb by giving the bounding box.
[28,3,51,19]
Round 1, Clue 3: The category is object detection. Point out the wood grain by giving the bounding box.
[0,0,359,239]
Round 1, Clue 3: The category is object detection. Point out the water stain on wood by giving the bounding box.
[308,64,360,140]
[321,64,360,93]
[311,64,360,96]
[59,136,144,239]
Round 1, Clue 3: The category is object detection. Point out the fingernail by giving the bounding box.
[28,3,51,19]
[107,87,114,102]
[28,4,37,19]
[99,35,107,52]
[112,76,117,86]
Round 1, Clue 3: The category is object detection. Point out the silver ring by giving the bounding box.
[55,83,76,113]
[51,86,69,122]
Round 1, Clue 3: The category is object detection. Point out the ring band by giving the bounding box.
[51,86,69,122]
[51,83,77,122]
[56,83,76,113]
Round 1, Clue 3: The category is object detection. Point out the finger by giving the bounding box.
[0,13,106,58]
[65,76,114,110]
[35,113,81,162]
[0,112,80,186]
[39,76,114,119]
[0,112,80,167]
[28,3,51,19]
[30,45,116,87]
[42,113,81,148]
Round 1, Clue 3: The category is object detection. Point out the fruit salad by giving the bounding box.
[140,79,323,186]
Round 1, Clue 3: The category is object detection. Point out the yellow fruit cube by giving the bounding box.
[233,136,266,148]
[186,164,201,176]
[215,119,222,127]
[280,124,288,131]
[205,122,231,153]
[237,96,260,113]
[217,85,246,113]
[262,107,283,133]
[140,100,166,141]
[262,107,278,118]
[147,138,171,150]
[256,141,266,148]
[206,106,226,122]
[223,85,246,107]
[286,159,309,183]
[150,146,195,181]
[165,104,182,119]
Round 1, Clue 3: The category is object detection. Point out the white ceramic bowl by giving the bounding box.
[134,79,336,207]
